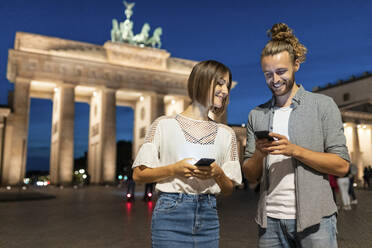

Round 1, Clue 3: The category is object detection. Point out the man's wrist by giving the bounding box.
[254,150,265,160]
[291,144,302,158]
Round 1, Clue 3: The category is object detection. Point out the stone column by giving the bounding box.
[50,85,75,185]
[1,78,30,185]
[0,118,3,171]
[88,88,116,184]
[102,89,116,183]
[0,116,6,184]
[351,124,363,180]
[87,90,102,184]
[133,94,165,158]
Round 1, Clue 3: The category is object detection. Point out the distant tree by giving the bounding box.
[116,140,132,177]
[26,170,50,184]
[72,140,133,181]
[74,152,88,171]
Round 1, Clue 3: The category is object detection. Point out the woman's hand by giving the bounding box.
[133,158,197,183]
[194,162,234,196]
[171,158,198,178]
[193,162,224,180]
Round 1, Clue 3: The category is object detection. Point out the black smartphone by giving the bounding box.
[195,158,215,166]
[254,131,274,141]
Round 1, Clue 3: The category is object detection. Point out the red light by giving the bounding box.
[126,193,131,198]
[147,201,154,215]
[147,192,152,197]
[126,202,132,212]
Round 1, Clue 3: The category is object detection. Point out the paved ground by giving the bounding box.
[0,184,371,248]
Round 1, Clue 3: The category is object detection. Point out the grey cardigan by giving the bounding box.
[244,85,350,232]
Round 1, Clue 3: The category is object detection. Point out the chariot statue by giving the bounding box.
[110,1,163,48]
[123,1,135,19]
[111,19,121,42]
[147,27,163,48]
[121,19,134,43]
[133,23,151,45]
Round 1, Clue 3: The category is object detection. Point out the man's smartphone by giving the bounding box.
[195,158,215,166]
[254,131,274,141]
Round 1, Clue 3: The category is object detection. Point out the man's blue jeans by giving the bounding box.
[258,214,338,248]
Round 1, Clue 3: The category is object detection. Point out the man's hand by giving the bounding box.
[264,133,298,157]
[255,138,270,157]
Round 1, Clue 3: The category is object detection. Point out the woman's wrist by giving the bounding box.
[213,167,225,180]
[167,164,176,177]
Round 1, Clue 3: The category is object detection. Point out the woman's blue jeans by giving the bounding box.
[151,192,219,248]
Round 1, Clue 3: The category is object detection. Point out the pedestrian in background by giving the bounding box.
[337,172,351,210]
[363,166,370,189]
[329,174,339,206]
[348,163,358,204]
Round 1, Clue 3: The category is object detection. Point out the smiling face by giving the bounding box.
[261,51,299,97]
[211,73,230,109]
[187,60,232,116]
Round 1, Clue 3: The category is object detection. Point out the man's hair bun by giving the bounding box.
[268,23,294,42]
[262,23,307,63]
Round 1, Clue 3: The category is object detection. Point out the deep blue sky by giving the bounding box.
[1,0,372,171]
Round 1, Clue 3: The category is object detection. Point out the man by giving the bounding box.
[363,166,370,189]
[242,23,350,247]
[348,163,358,205]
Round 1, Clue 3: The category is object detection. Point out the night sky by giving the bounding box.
[1,0,372,171]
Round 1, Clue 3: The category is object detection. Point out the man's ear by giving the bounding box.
[294,59,300,72]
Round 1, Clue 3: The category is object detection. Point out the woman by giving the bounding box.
[337,171,351,210]
[132,60,242,247]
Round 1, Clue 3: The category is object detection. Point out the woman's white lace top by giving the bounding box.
[132,114,242,194]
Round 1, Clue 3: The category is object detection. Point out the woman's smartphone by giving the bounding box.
[195,158,215,166]
[254,131,274,141]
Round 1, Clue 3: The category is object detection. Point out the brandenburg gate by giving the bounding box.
[2,32,198,185]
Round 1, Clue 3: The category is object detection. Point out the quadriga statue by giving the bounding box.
[111,19,122,42]
[133,23,151,45]
[147,27,162,49]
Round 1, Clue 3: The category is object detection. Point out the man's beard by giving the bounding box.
[270,72,295,97]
